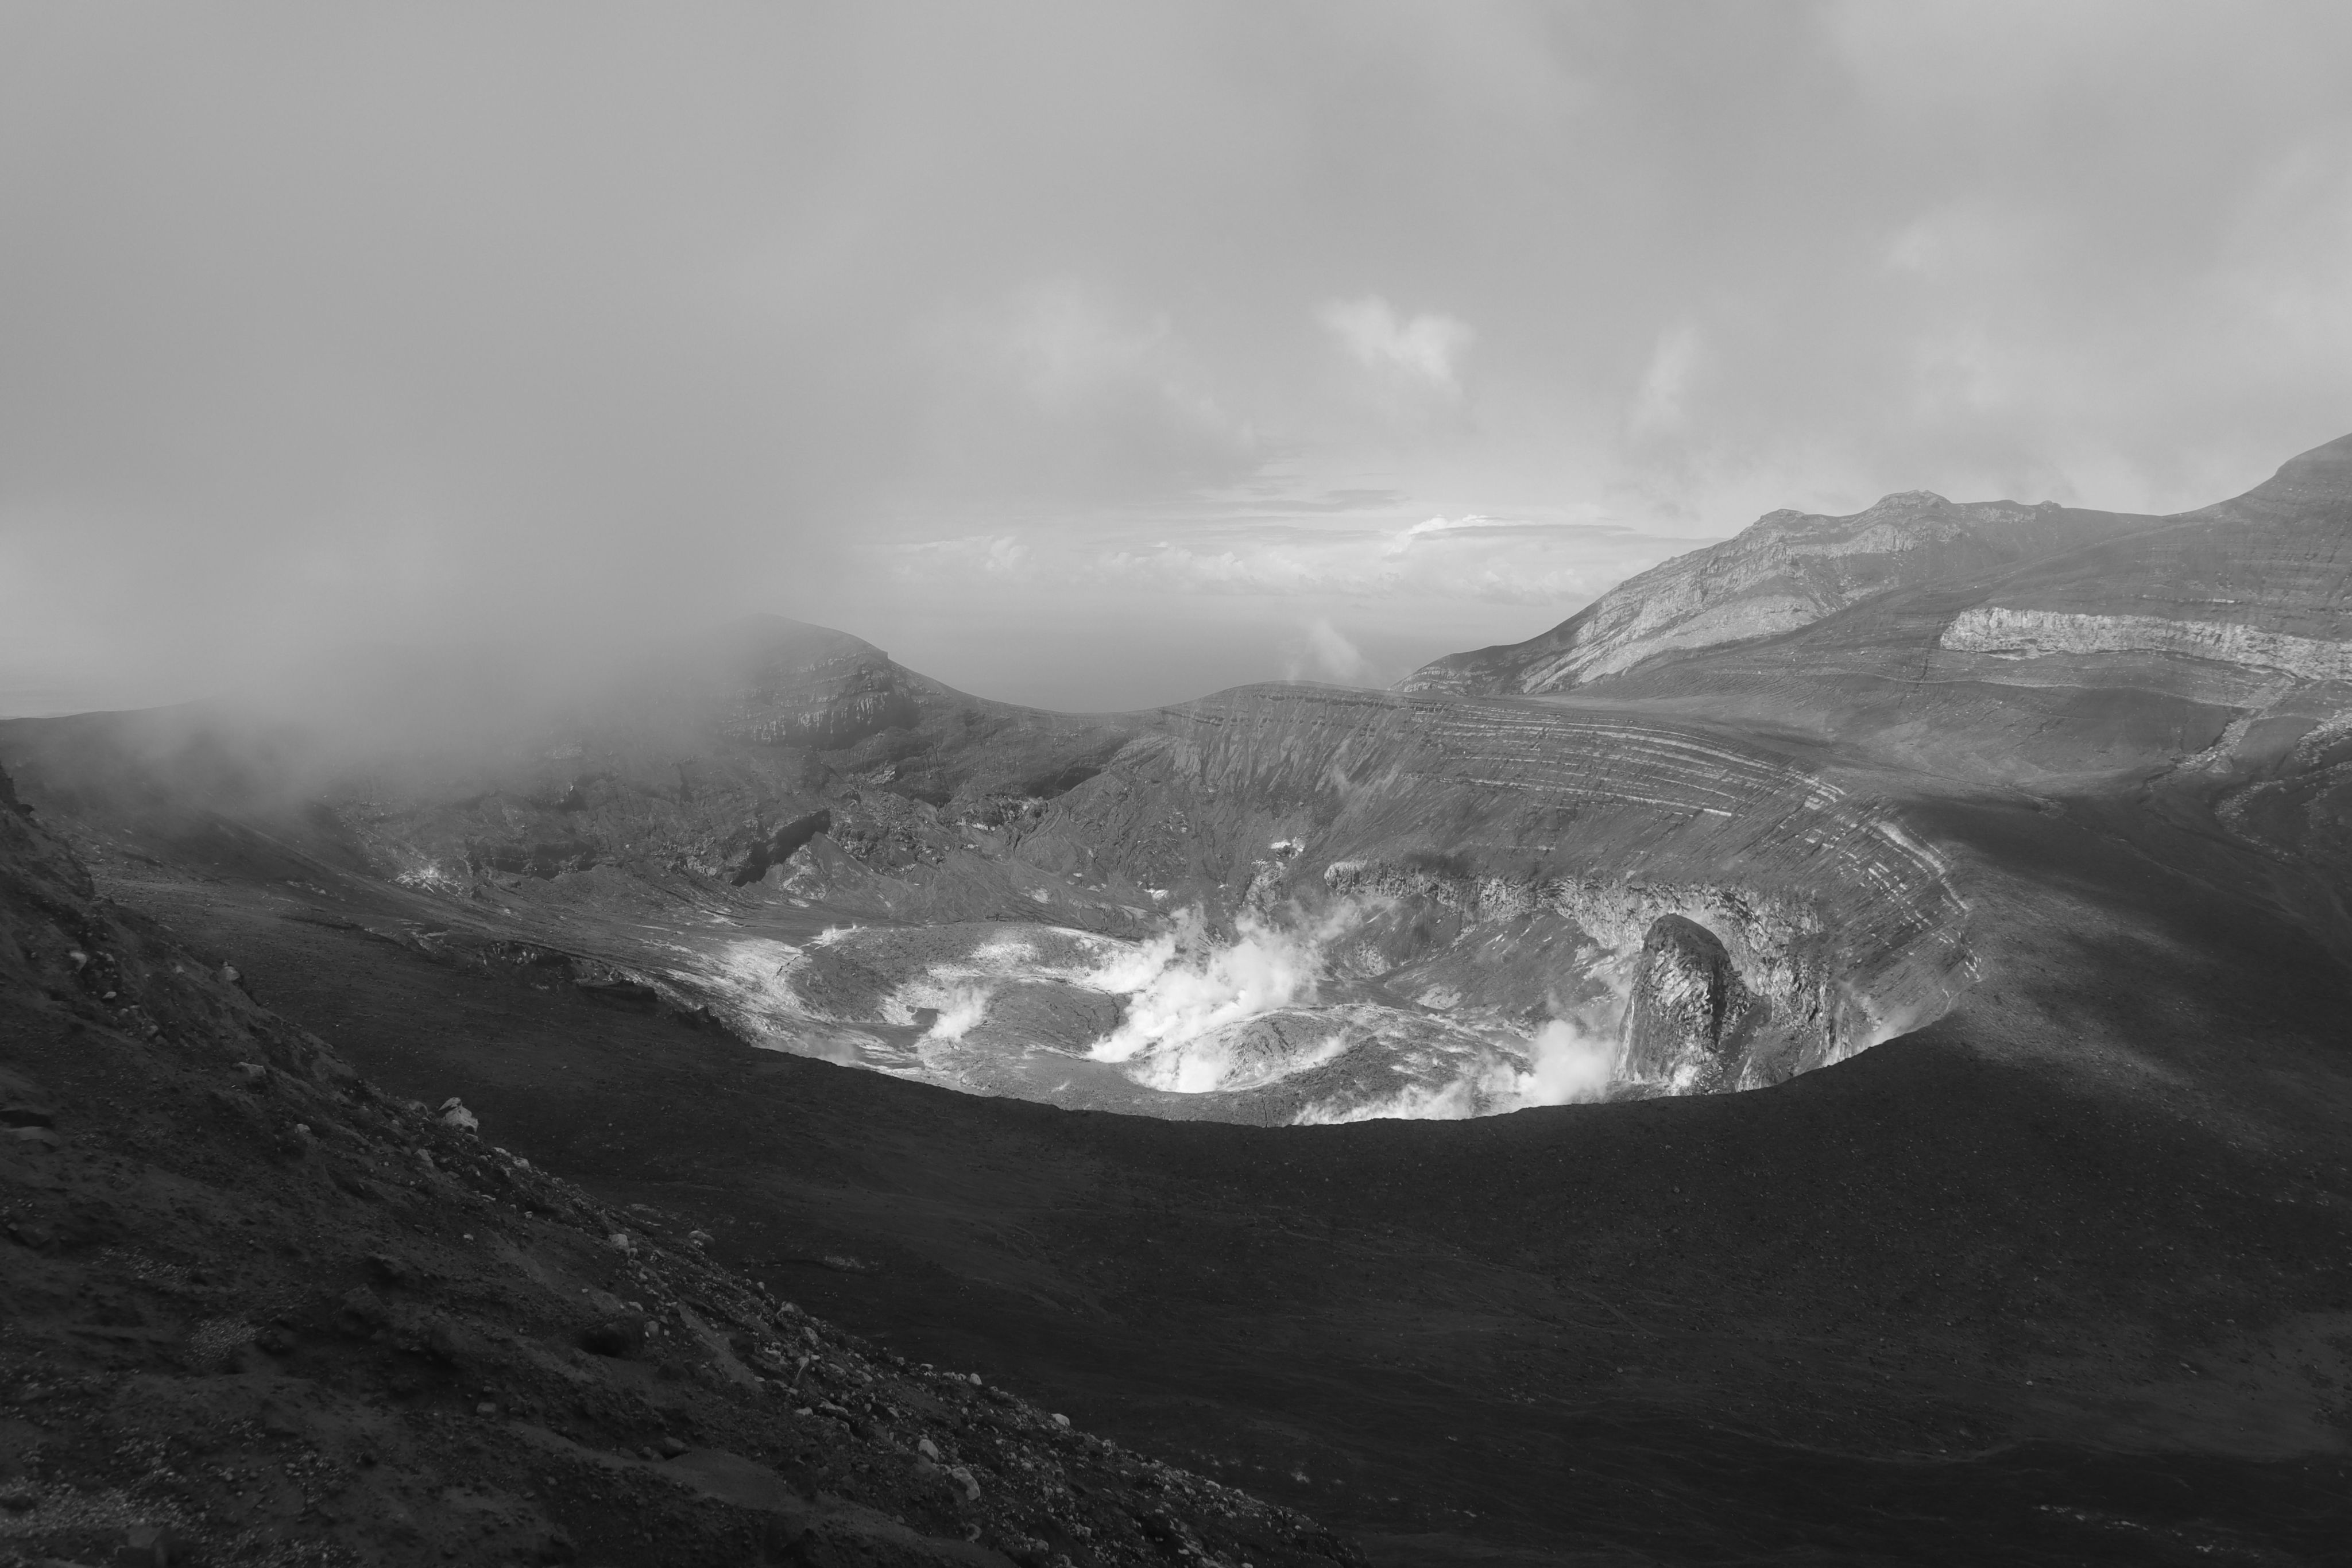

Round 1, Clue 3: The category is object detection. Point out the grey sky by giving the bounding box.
[5,1,2351,715]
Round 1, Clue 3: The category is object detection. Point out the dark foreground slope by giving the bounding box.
[49,750,2352,1565]
[0,764,1363,1568]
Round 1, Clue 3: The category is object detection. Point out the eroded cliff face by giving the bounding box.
[1008,685,1978,1104]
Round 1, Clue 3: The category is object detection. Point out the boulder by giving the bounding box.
[1622,916,1764,1093]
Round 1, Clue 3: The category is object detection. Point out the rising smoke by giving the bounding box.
[1083,904,1361,1070]
[695,901,1634,1119]
[1084,900,1628,1113]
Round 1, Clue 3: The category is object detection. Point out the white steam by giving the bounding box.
[1511,1016,1618,1106]
[679,909,1633,1117]
[1291,1005,1623,1124]
[1084,903,1360,1069]
[916,986,993,1043]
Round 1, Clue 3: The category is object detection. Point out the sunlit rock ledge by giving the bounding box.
[1940,606,2352,683]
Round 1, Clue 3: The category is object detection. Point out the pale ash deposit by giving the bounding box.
[1940,607,2352,683]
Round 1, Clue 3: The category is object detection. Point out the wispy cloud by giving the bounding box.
[1282,618,1380,685]
[1317,296,1475,397]
[7,3,2350,713]
[885,509,1687,611]
[1628,323,1704,438]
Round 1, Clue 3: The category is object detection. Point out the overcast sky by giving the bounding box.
[5,1,2351,715]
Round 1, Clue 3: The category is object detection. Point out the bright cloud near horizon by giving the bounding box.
[5,2,2352,714]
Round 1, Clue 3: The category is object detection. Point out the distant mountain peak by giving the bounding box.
[1865,489,1951,512]
[1402,481,2156,697]
[2245,431,2352,505]
[1405,431,2352,699]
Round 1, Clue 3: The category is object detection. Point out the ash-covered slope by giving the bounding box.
[0,761,1364,1568]
[1402,490,2164,697]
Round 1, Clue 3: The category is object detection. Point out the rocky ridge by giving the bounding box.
[1402,490,2163,696]
[1396,433,2352,954]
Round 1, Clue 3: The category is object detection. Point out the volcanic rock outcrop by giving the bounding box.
[1037,684,1972,1080]
[1621,915,1764,1094]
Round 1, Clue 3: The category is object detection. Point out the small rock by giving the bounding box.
[365,1253,415,1287]
[576,1317,646,1358]
[107,1521,181,1566]
[0,1481,34,1510]
[338,1286,392,1332]
[917,1437,942,1461]
[439,1100,480,1132]
[658,1435,686,1458]
[1051,1413,1070,1429]
[946,1464,981,1503]
[234,1062,266,1082]
[606,1232,633,1253]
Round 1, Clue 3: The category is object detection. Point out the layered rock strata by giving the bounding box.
[1032,686,1977,1084]
[1938,607,2352,682]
